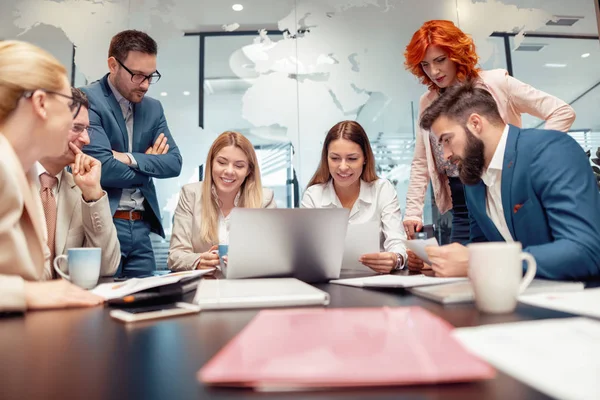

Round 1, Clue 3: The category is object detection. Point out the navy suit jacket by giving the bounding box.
[81,74,182,238]
[465,125,600,280]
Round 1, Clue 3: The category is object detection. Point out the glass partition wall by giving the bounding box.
[2,0,598,256]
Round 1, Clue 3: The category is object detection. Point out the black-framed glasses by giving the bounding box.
[115,58,161,85]
[23,90,82,118]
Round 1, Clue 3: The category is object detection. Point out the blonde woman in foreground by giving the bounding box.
[0,40,103,311]
[168,131,276,271]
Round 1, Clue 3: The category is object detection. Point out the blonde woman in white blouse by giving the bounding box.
[301,120,407,273]
[168,131,276,271]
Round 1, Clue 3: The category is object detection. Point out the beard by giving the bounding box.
[456,126,485,185]
[114,75,146,103]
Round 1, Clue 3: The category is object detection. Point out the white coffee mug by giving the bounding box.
[53,247,102,289]
[467,242,536,314]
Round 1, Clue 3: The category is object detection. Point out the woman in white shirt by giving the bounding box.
[168,131,276,271]
[301,120,407,273]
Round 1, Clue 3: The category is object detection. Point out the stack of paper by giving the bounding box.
[518,287,600,319]
[330,274,466,288]
[454,318,600,400]
[410,279,585,304]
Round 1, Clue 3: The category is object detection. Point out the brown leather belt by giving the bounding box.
[113,210,144,221]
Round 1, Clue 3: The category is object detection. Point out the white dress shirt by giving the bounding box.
[34,162,63,210]
[301,178,407,266]
[480,124,514,242]
[107,77,145,212]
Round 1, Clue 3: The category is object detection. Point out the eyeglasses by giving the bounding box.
[115,58,161,85]
[71,123,91,134]
[23,90,82,118]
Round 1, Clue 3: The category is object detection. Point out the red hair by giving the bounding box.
[404,20,480,92]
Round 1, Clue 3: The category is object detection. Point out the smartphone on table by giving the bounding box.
[110,302,201,323]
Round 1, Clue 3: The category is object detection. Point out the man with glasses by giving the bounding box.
[35,88,120,277]
[81,30,182,278]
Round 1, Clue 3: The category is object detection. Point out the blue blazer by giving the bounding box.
[81,74,182,238]
[465,125,600,280]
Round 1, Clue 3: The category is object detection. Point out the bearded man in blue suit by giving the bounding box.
[418,80,600,280]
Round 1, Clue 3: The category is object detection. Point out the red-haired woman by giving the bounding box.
[403,20,575,270]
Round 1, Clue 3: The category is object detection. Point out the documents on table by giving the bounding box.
[518,287,600,319]
[404,237,439,265]
[199,307,494,389]
[410,279,585,305]
[329,274,466,288]
[454,317,600,400]
[91,269,214,300]
[341,221,379,272]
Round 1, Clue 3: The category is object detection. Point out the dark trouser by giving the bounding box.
[448,176,471,245]
[113,218,156,278]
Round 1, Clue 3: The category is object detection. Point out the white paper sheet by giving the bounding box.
[341,221,380,272]
[404,237,439,264]
[410,279,585,304]
[91,269,214,300]
[454,318,600,400]
[518,288,600,319]
[330,274,466,288]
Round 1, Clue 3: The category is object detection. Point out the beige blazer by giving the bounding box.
[168,183,276,271]
[52,171,120,277]
[404,69,576,221]
[0,135,51,312]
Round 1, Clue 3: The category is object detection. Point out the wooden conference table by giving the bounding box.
[0,272,576,400]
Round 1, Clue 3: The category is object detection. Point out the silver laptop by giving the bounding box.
[225,208,349,283]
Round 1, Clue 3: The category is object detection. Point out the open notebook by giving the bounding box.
[199,307,495,390]
[91,269,214,300]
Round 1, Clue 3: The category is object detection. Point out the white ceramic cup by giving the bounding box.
[53,247,102,289]
[467,242,536,314]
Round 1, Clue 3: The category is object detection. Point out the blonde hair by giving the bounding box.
[0,40,67,124]
[200,131,264,244]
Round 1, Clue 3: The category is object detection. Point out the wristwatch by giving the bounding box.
[392,253,404,271]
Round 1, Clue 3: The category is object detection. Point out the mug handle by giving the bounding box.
[53,255,71,281]
[518,252,537,294]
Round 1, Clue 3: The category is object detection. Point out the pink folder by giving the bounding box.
[199,307,495,389]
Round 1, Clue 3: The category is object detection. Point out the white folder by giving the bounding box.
[193,278,330,310]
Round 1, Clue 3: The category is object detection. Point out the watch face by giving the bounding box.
[395,253,403,270]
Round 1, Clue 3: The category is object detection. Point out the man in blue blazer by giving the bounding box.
[418,80,600,280]
[81,30,182,277]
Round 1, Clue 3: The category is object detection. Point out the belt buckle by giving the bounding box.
[129,209,136,220]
